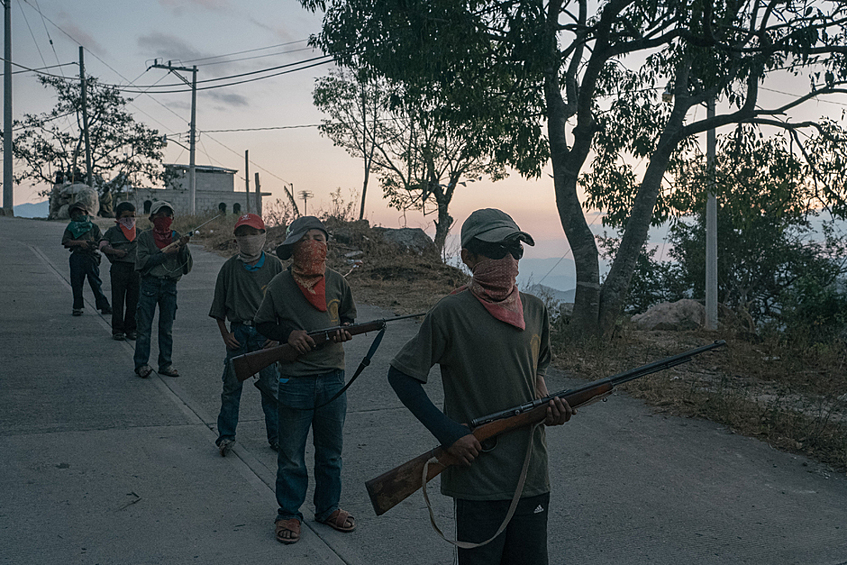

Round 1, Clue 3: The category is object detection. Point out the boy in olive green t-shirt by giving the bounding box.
[388,208,573,565]
[61,201,111,317]
[209,213,283,457]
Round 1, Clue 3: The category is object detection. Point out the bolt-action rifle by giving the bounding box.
[232,313,425,382]
[364,340,727,516]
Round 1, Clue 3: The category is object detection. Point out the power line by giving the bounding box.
[178,39,310,65]
[201,123,321,133]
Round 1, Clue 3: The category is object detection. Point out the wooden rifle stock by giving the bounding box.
[365,340,726,516]
[232,313,425,382]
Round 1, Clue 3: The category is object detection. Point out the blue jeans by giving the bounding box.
[134,276,178,371]
[69,253,110,311]
[216,324,279,447]
[275,370,346,523]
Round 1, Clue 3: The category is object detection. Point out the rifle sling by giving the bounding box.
[420,423,539,549]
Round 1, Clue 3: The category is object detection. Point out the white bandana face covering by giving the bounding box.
[235,232,266,263]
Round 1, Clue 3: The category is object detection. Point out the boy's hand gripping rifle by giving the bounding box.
[365,340,727,516]
[160,214,223,253]
[231,313,425,382]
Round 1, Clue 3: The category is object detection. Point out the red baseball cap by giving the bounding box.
[233,213,265,232]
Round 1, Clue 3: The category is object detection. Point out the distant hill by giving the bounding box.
[524,283,575,304]
[13,201,49,218]
[517,257,576,293]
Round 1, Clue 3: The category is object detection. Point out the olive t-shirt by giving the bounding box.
[100,225,137,265]
[390,289,552,501]
[61,224,103,259]
[253,267,357,377]
[135,229,193,280]
[208,253,283,324]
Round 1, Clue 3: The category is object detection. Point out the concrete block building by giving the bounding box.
[124,164,269,217]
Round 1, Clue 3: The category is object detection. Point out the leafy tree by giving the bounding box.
[299,0,847,337]
[614,129,847,341]
[12,75,166,201]
[314,68,506,252]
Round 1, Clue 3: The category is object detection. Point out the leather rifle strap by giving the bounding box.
[421,422,540,549]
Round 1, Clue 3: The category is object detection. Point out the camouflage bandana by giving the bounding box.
[292,239,328,311]
[468,255,525,330]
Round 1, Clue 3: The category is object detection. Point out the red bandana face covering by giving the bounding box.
[464,255,525,330]
[152,217,174,249]
[292,239,328,312]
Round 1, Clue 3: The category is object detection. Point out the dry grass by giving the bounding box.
[191,216,847,473]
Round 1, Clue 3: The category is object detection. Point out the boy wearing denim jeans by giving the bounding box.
[209,213,282,456]
[62,201,111,317]
[254,216,357,545]
[133,201,192,379]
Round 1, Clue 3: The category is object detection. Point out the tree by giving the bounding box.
[314,68,507,252]
[612,128,847,340]
[299,0,847,337]
[12,75,166,201]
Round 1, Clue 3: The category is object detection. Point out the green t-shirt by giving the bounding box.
[208,253,284,325]
[253,267,357,377]
[390,289,552,501]
[100,225,137,265]
[135,229,193,280]
[61,223,103,259]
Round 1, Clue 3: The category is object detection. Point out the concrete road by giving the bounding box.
[1,215,845,565]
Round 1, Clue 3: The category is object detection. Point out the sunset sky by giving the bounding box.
[5,0,846,266]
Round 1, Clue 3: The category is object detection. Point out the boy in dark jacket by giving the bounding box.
[100,201,140,340]
[62,201,111,317]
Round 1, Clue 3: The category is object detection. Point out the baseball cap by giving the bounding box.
[149,201,174,216]
[460,208,535,248]
[68,201,88,214]
[275,216,328,260]
[233,213,265,233]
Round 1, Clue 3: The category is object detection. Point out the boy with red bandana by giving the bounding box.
[253,216,357,545]
[133,201,192,379]
[100,201,141,340]
[388,208,573,565]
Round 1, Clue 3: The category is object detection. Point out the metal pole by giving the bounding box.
[244,149,250,214]
[254,172,261,217]
[80,47,92,187]
[188,65,197,215]
[705,98,718,330]
[3,0,12,213]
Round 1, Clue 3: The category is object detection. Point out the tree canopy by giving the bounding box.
[300,0,847,336]
[12,75,166,198]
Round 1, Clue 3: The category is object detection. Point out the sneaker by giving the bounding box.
[112,333,125,341]
[125,331,137,340]
[270,441,280,452]
[72,308,83,316]
[218,439,235,457]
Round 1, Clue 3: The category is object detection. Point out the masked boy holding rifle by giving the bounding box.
[253,216,357,545]
[388,208,573,565]
[209,213,282,457]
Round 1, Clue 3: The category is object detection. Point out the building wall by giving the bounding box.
[167,168,235,193]
[122,188,269,218]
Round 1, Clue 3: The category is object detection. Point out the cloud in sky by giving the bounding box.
[247,17,302,43]
[56,13,107,57]
[137,32,209,67]
[203,90,249,108]
[158,0,230,15]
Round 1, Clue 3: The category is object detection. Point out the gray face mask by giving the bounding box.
[235,232,267,262]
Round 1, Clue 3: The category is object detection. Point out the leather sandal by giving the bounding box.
[135,365,153,379]
[318,509,355,532]
[275,518,301,544]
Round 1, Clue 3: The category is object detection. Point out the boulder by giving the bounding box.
[372,227,435,254]
[631,299,705,331]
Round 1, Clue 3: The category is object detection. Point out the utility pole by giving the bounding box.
[150,60,197,214]
[254,172,261,216]
[299,190,313,216]
[79,47,92,187]
[705,98,718,330]
[3,0,12,214]
[244,150,250,214]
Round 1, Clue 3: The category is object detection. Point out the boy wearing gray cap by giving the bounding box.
[388,208,573,564]
[254,215,357,545]
[133,201,192,379]
[61,201,111,317]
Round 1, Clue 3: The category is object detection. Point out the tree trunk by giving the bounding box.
[545,63,600,338]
